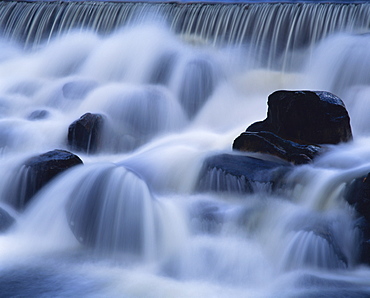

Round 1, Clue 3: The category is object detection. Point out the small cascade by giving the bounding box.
[0,162,187,262]
[306,34,370,97]
[62,163,187,259]
[305,34,370,138]
[66,164,157,256]
[277,204,357,272]
[281,230,348,270]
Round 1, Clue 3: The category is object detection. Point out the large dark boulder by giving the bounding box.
[5,150,83,210]
[68,113,105,154]
[197,153,292,193]
[233,131,322,164]
[247,90,352,145]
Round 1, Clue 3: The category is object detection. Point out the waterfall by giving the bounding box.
[1,1,370,69]
[1,1,370,297]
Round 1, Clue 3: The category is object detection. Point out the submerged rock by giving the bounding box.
[281,211,351,270]
[247,90,352,145]
[282,229,348,270]
[100,85,186,152]
[66,165,157,254]
[149,52,178,86]
[189,201,225,234]
[0,207,15,232]
[27,110,49,121]
[7,80,41,97]
[197,153,291,193]
[345,173,370,221]
[293,273,370,296]
[233,131,322,164]
[283,224,348,270]
[353,218,370,265]
[62,79,97,100]
[5,149,83,210]
[68,113,105,154]
[178,57,220,119]
[344,174,370,265]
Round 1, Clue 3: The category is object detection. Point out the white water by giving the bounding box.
[1,3,370,297]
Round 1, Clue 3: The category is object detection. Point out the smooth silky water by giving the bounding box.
[0,1,370,297]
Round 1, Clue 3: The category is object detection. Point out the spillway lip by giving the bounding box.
[6,0,370,4]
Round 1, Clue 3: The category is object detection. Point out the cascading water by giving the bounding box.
[1,1,370,297]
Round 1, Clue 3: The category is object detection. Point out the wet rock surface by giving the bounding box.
[197,153,292,193]
[233,131,322,164]
[68,113,105,154]
[233,90,352,165]
[345,174,370,264]
[345,173,370,221]
[247,90,352,145]
[5,149,83,210]
[247,90,352,144]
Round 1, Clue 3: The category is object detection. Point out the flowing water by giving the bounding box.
[1,1,370,297]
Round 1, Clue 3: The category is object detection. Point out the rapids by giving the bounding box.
[0,1,370,297]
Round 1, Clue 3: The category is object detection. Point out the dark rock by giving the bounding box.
[345,173,370,221]
[247,90,352,145]
[5,149,83,210]
[344,175,370,265]
[68,113,105,154]
[197,153,292,193]
[27,110,49,121]
[233,131,322,164]
[353,217,370,265]
[0,207,15,232]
